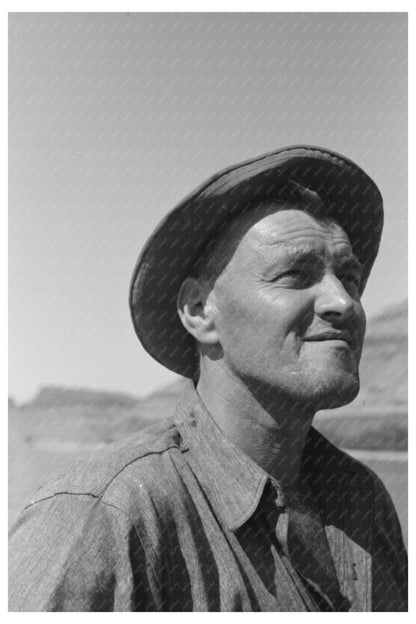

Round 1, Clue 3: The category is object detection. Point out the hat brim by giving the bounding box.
[129,145,383,378]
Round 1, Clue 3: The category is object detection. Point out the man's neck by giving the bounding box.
[196,361,315,493]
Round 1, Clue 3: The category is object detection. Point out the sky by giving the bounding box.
[9,12,407,403]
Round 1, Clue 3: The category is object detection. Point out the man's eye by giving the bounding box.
[273,269,311,286]
[342,273,360,285]
[340,273,361,292]
[276,269,306,280]
[282,270,304,278]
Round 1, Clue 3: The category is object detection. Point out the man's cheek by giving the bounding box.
[219,293,254,326]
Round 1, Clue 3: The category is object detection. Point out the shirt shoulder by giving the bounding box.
[26,416,184,508]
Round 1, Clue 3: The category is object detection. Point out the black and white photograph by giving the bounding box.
[8,10,408,612]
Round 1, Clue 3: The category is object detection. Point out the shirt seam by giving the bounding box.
[27,442,181,505]
[24,490,101,510]
[95,442,180,496]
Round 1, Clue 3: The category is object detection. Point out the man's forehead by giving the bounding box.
[239,206,352,252]
[195,203,357,283]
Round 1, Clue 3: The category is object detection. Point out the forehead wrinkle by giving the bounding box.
[244,224,359,275]
[249,228,352,256]
[223,204,329,249]
[251,217,346,244]
[247,213,352,255]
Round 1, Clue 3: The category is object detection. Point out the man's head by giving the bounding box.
[177,182,366,411]
[129,145,383,388]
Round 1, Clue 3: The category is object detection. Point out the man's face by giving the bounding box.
[206,205,366,410]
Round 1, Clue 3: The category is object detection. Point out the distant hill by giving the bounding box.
[24,386,139,410]
[359,306,407,409]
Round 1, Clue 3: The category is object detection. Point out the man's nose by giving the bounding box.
[314,273,356,323]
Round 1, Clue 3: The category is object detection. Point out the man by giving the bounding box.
[9,146,407,611]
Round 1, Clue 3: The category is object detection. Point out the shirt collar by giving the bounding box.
[173,381,270,531]
[173,381,361,533]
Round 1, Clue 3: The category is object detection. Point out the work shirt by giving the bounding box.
[9,382,407,611]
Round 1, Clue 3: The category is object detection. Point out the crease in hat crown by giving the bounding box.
[129,145,384,379]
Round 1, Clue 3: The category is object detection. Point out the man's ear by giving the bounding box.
[177,278,219,345]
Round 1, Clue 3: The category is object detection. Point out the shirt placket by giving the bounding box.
[270,480,350,611]
[263,482,321,612]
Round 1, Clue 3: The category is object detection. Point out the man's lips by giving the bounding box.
[303,331,352,345]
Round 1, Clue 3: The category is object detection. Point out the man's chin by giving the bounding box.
[312,375,360,410]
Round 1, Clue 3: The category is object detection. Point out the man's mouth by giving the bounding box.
[303,331,352,346]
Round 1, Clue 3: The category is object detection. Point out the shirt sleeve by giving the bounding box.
[8,493,160,611]
[371,475,408,612]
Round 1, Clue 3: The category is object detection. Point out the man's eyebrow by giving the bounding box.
[276,248,326,265]
[272,247,364,271]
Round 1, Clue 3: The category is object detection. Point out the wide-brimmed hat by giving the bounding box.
[129,145,383,378]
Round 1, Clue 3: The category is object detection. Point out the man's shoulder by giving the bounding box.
[27,417,183,507]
